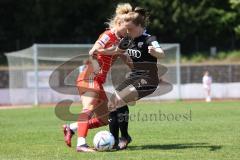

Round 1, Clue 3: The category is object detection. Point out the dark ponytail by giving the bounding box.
[123,6,149,27]
[134,7,149,27]
[134,7,147,16]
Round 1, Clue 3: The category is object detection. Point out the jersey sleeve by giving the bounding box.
[146,36,161,48]
[96,33,111,48]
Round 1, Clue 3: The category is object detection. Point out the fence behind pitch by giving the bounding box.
[4,44,180,105]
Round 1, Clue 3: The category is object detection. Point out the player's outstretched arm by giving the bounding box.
[90,44,124,56]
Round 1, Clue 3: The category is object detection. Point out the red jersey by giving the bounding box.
[76,29,120,96]
[94,29,120,84]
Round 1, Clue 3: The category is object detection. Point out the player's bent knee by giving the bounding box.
[116,85,139,104]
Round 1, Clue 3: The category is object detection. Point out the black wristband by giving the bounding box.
[118,36,133,50]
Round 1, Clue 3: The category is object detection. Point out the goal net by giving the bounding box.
[5,44,180,105]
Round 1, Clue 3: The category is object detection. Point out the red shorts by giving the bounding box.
[76,63,107,100]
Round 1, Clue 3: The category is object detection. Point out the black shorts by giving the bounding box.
[116,75,159,100]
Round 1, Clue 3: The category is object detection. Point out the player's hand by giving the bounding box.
[148,46,165,59]
[89,48,97,57]
[102,45,126,55]
[90,46,119,55]
[105,45,117,52]
[148,46,156,54]
[115,47,127,54]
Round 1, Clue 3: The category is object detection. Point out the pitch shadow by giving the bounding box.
[127,143,222,151]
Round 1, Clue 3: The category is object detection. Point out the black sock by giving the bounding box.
[70,129,75,135]
[117,105,130,139]
[109,111,119,145]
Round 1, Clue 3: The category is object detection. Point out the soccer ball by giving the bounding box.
[93,130,115,151]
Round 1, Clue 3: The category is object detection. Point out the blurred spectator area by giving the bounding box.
[180,64,240,83]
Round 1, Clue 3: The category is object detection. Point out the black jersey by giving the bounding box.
[126,33,161,78]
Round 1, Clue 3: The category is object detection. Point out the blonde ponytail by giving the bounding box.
[107,3,133,29]
[115,3,132,15]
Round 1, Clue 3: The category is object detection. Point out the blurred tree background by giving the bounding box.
[0,0,239,64]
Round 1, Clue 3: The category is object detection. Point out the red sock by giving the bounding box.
[88,118,107,129]
[77,109,93,137]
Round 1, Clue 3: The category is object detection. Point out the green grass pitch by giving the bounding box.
[0,101,240,160]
